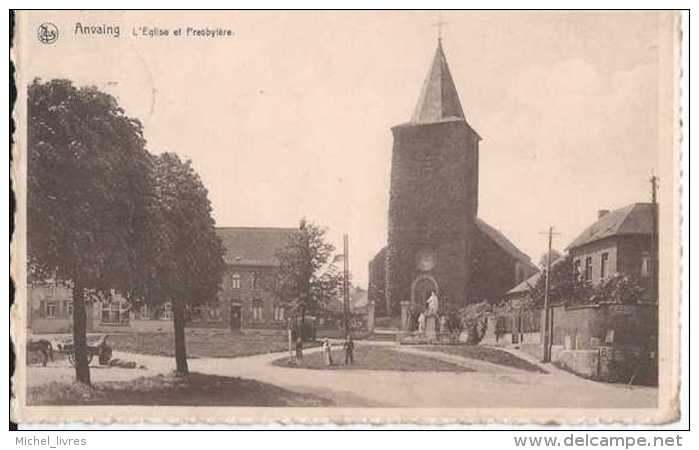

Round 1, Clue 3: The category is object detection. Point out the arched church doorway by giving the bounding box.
[411,275,438,310]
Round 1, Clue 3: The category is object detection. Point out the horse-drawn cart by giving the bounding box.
[59,334,113,366]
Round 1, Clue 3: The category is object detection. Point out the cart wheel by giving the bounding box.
[67,352,94,366]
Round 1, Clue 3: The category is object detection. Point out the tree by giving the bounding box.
[592,274,651,305]
[528,255,592,308]
[27,79,151,384]
[142,152,225,375]
[269,219,341,326]
[539,249,563,268]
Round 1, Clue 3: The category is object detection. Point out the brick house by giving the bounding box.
[28,282,172,335]
[567,203,656,286]
[215,227,297,330]
[482,203,658,382]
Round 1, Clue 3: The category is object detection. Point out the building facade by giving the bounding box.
[215,227,297,330]
[567,203,656,287]
[28,227,298,334]
[371,39,537,317]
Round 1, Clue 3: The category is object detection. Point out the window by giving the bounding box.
[574,259,582,280]
[101,302,126,325]
[190,306,203,321]
[140,304,150,320]
[251,271,259,289]
[584,257,592,282]
[46,301,57,318]
[600,253,609,279]
[252,299,263,321]
[273,305,285,322]
[64,301,73,317]
[231,273,241,289]
[641,252,651,277]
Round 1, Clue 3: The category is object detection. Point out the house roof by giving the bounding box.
[215,227,297,266]
[505,257,565,296]
[566,203,655,250]
[475,218,538,272]
[410,40,466,125]
[506,271,542,296]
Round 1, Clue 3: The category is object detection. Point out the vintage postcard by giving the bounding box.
[10,10,682,425]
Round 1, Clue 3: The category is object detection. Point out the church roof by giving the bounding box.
[566,203,655,250]
[475,219,538,272]
[411,40,466,124]
[216,227,297,267]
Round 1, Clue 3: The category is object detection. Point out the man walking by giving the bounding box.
[343,334,355,365]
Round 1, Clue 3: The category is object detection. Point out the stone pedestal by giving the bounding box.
[400,301,411,332]
[425,315,437,339]
[367,301,375,333]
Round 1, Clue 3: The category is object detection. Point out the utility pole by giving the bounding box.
[540,226,560,363]
[343,234,350,335]
[650,174,659,303]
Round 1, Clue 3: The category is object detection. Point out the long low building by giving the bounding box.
[27,226,303,334]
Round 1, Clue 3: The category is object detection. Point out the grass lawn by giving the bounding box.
[27,372,333,406]
[108,329,318,359]
[421,345,547,373]
[271,345,472,372]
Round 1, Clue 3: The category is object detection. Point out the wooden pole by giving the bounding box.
[650,175,659,303]
[343,234,350,335]
[542,226,554,363]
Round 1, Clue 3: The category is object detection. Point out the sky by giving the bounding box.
[18,11,674,286]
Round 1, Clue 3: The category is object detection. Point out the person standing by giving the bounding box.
[323,338,333,366]
[288,319,295,363]
[418,311,426,333]
[343,334,355,365]
[295,335,303,362]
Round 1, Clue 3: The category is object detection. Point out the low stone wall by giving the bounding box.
[553,349,600,379]
[518,343,543,360]
[397,332,460,345]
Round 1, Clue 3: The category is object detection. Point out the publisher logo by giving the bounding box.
[37,23,59,45]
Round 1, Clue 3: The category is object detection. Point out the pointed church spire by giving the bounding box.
[411,40,465,124]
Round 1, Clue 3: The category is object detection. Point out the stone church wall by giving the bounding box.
[386,120,479,312]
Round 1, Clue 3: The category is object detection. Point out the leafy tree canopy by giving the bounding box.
[138,152,226,308]
[28,78,151,299]
[268,219,341,319]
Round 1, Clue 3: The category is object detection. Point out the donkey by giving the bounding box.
[27,339,54,367]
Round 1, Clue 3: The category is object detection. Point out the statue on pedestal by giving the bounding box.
[426,291,439,316]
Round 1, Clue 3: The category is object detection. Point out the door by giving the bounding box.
[411,276,438,310]
[229,304,242,331]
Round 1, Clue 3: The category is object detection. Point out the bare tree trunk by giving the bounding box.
[172,298,189,376]
[72,282,91,385]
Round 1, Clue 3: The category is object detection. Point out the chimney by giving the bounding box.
[598,209,610,219]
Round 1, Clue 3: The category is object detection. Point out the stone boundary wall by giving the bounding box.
[478,302,658,383]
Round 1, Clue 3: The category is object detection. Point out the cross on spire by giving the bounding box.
[432,13,448,42]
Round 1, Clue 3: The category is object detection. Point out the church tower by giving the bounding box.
[385,40,481,313]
